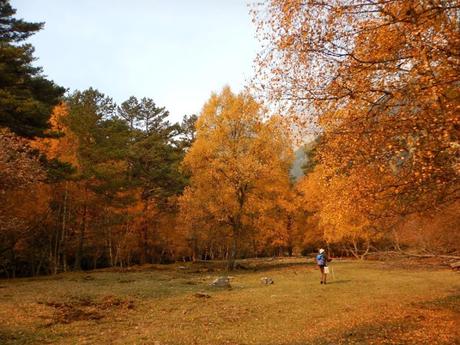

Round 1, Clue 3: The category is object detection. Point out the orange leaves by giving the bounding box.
[254,0,460,230]
[31,103,80,170]
[0,128,51,246]
[0,128,45,192]
[179,87,294,254]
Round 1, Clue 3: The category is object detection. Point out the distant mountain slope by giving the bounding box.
[290,146,307,181]
[290,139,319,181]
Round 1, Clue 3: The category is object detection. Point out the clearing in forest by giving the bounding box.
[0,258,459,345]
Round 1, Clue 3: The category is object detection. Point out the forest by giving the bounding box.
[1,0,459,279]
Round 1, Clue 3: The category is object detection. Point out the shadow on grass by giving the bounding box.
[0,327,45,345]
[306,319,418,345]
[294,293,460,345]
[326,279,352,285]
[416,294,460,313]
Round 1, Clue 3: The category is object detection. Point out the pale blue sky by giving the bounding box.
[11,0,259,122]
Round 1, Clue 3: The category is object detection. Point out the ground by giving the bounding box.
[0,258,459,345]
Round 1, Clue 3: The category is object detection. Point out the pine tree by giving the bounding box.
[0,0,65,137]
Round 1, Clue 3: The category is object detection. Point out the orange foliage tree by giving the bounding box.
[254,0,460,249]
[0,128,48,277]
[179,87,294,269]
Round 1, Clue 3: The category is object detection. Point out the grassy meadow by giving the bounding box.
[0,258,459,345]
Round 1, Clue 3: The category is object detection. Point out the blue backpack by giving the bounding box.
[316,253,326,266]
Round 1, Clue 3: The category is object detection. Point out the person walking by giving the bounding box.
[316,248,330,284]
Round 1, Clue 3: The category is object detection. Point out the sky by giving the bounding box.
[11,0,260,123]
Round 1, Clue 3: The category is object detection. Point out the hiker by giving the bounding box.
[316,248,331,284]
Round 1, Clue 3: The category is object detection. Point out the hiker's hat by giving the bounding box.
[319,248,325,254]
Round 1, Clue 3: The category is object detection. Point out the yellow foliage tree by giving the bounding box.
[297,165,378,258]
[254,0,460,248]
[32,103,80,169]
[179,87,293,269]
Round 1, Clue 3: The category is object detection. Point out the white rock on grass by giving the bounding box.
[260,277,274,285]
[210,276,231,288]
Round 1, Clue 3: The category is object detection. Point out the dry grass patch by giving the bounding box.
[38,295,135,326]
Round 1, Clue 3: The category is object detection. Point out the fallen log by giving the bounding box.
[381,250,460,260]
[450,261,460,270]
[401,253,460,260]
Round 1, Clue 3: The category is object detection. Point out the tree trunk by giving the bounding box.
[286,215,293,256]
[60,183,69,272]
[227,184,247,270]
[349,239,360,259]
[359,239,371,260]
[227,225,239,271]
[52,204,61,275]
[140,202,149,265]
[11,249,16,279]
[392,227,402,252]
[114,243,120,267]
[35,255,44,276]
[141,224,148,265]
[74,186,88,270]
[210,245,215,260]
[105,213,114,267]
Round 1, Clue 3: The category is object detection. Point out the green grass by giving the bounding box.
[0,258,459,345]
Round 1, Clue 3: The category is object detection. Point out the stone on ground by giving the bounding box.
[261,277,274,285]
[210,276,231,288]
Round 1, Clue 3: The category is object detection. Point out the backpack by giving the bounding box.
[316,253,326,266]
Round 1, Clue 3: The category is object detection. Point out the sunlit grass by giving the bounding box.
[0,258,458,344]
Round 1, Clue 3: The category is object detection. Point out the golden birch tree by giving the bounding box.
[179,87,293,269]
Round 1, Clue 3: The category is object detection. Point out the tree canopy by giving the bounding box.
[253,0,460,243]
[179,87,294,268]
[0,0,65,137]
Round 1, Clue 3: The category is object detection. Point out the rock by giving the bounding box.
[210,276,231,288]
[260,277,274,285]
[193,292,211,298]
[177,266,187,270]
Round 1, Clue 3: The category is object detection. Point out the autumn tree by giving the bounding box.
[0,1,66,275]
[1,89,195,276]
[0,128,47,276]
[179,87,293,269]
[254,0,460,247]
[47,91,192,270]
